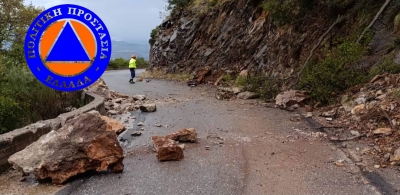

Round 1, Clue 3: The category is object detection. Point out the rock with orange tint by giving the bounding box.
[151,136,184,161]
[136,77,144,82]
[8,111,124,185]
[101,116,126,135]
[166,128,197,142]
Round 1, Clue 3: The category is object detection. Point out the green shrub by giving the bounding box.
[208,0,218,7]
[167,0,192,10]
[369,53,400,77]
[149,26,160,45]
[298,42,368,104]
[262,0,315,27]
[235,75,247,87]
[0,95,22,134]
[244,75,279,101]
[0,64,83,134]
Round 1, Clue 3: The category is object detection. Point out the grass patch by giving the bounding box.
[141,69,193,81]
[391,88,400,99]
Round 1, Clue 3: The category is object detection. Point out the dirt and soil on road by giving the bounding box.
[1,69,399,195]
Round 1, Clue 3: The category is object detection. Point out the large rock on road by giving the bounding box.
[8,111,124,185]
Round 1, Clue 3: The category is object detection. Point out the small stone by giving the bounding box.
[354,97,366,105]
[137,122,144,126]
[373,128,392,136]
[374,165,380,169]
[166,128,197,142]
[205,146,210,150]
[140,128,145,131]
[178,144,185,150]
[341,143,347,148]
[305,105,313,112]
[390,147,400,162]
[133,95,146,101]
[107,110,118,115]
[334,162,344,167]
[305,112,313,118]
[376,94,387,100]
[155,124,162,127]
[350,130,360,137]
[351,104,365,115]
[140,103,157,112]
[131,131,142,136]
[326,118,333,121]
[321,109,336,117]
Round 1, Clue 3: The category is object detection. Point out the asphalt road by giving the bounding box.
[58,70,382,195]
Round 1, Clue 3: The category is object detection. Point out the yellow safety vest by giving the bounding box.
[129,58,136,68]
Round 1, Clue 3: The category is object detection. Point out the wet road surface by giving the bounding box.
[58,70,382,195]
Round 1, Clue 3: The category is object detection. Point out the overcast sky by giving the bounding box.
[25,0,169,44]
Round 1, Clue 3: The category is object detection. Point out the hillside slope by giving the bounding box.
[148,0,400,102]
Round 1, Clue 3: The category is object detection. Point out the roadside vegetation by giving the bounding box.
[0,0,83,134]
[141,68,193,81]
[108,57,149,70]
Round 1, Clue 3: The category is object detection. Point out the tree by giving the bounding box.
[0,0,43,51]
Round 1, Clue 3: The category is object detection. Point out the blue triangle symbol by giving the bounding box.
[46,22,90,61]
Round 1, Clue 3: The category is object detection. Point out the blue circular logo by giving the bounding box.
[24,4,112,92]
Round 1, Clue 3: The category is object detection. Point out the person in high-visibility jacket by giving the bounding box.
[128,54,137,83]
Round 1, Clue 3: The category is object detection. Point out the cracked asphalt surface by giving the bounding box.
[55,69,383,195]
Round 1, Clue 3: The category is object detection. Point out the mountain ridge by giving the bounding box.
[111,40,149,60]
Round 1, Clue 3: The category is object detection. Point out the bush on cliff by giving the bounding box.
[167,0,192,10]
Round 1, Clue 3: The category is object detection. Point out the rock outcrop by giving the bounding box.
[140,103,157,112]
[8,111,124,184]
[148,0,397,89]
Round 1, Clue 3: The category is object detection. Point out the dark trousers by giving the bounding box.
[129,68,135,79]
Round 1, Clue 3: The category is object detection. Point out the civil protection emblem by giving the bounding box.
[24,4,112,91]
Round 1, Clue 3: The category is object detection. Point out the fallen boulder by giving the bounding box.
[195,66,211,83]
[8,111,124,185]
[140,103,157,112]
[101,116,126,135]
[166,128,197,142]
[133,95,146,101]
[151,136,184,161]
[275,90,309,109]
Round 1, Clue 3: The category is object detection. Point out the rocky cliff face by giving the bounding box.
[149,0,399,87]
